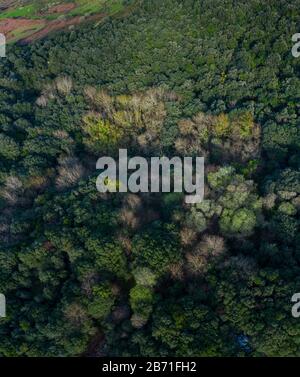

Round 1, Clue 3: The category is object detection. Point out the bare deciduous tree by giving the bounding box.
[55,76,73,95]
[198,234,226,258]
[55,156,85,190]
[180,227,197,246]
[1,176,23,205]
[131,313,148,329]
[64,303,88,327]
[169,261,184,280]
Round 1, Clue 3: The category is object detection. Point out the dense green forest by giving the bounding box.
[0,0,300,356]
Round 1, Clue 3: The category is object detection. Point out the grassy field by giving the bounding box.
[0,1,126,19]
[0,3,39,19]
[0,0,130,43]
[69,0,107,16]
[68,0,126,16]
[7,22,45,43]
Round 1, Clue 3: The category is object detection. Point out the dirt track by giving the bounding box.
[0,18,45,38]
[21,13,107,43]
[43,3,76,15]
[0,12,106,44]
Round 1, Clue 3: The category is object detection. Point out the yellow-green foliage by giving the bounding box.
[213,111,255,139]
[83,113,123,152]
[213,113,230,137]
[113,110,134,127]
[175,110,260,162]
[116,94,131,107]
[103,176,121,191]
[230,111,255,138]
[83,87,175,152]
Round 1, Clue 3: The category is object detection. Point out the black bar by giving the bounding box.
[0,357,297,375]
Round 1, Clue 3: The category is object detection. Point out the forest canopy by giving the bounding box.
[0,0,299,357]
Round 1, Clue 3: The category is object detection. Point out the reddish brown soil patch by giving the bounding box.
[46,3,76,15]
[22,13,106,43]
[22,16,84,42]
[0,18,45,40]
